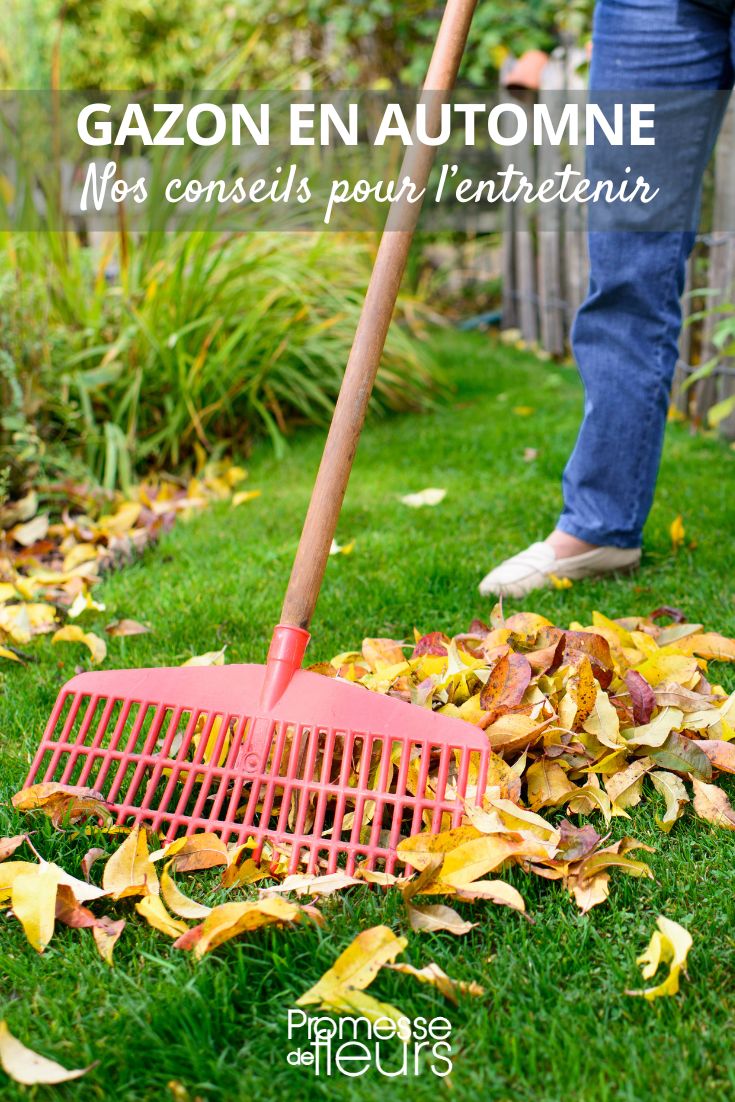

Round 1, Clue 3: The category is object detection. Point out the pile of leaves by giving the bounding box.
[0,461,259,666]
[314,606,735,843]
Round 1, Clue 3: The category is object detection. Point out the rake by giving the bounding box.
[25,0,488,876]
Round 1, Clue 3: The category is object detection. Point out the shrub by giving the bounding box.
[0,229,444,492]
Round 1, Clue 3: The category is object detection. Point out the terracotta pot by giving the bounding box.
[501,49,550,92]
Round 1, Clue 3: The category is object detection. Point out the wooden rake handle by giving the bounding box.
[280,0,478,631]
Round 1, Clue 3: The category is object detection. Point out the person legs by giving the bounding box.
[558,0,734,549]
[480,0,734,596]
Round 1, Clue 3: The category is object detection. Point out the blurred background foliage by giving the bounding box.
[2,0,593,91]
[0,0,594,499]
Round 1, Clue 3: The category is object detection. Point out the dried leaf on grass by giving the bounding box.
[626,916,692,1000]
[387,962,485,1003]
[174,896,312,958]
[0,1022,91,1085]
[102,826,159,900]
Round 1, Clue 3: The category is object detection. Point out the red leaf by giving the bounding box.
[625,670,656,726]
[412,632,450,657]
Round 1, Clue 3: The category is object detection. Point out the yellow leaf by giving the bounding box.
[626,916,692,1000]
[634,653,699,688]
[650,771,689,833]
[625,707,684,748]
[387,962,485,1004]
[52,625,107,665]
[396,825,482,871]
[62,543,99,572]
[177,895,308,958]
[526,759,575,810]
[669,514,686,553]
[0,1022,90,1085]
[691,778,735,830]
[231,490,262,507]
[11,513,49,547]
[399,488,446,508]
[583,688,624,748]
[549,573,573,590]
[135,893,189,938]
[0,646,22,663]
[181,647,226,667]
[161,862,211,919]
[297,925,407,1007]
[440,834,553,888]
[0,861,40,906]
[98,501,141,535]
[11,865,60,952]
[92,916,125,965]
[102,826,159,900]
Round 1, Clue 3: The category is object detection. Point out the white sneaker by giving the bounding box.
[478,542,641,599]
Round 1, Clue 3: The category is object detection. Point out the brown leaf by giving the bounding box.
[159,832,229,873]
[691,778,735,830]
[479,651,532,720]
[105,619,151,637]
[0,836,27,862]
[175,896,309,958]
[12,783,112,828]
[81,847,107,882]
[625,670,656,726]
[697,740,735,774]
[556,631,613,689]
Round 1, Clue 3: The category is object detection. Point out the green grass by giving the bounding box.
[1,329,734,1102]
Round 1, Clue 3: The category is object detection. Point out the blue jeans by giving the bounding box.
[558,0,735,548]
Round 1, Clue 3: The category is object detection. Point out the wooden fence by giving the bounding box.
[500,48,735,440]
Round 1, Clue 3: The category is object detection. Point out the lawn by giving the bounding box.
[1,329,734,1102]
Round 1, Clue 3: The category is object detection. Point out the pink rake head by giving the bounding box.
[24,0,481,874]
[25,626,490,874]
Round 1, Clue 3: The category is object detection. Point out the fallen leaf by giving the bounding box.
[102,826,159,900]
[154,832,229,873]
[297,926,407,1007]
[625,670,656,726]
[399,488,446,508]
[92,916,126,965]
[175,895,308,958]
[11,865,60,952]
[12,782,111,827]
[105,619,150,637]
[697,739,735,774]
[387,962,485,1004]
[135,894,189,938]
[161,862,212,919]
[181,647,226,667]
[480,651,532,720]
[0,836,27,862]
[670,515,686,553]
[648,731,712,781]
[0,1022,91,1085]
[650,770,689,832]
[52,625,106,665]
[407,902,476,935]
[691,778,735,830]
[626,915,692,999]
[231,490,262,507]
